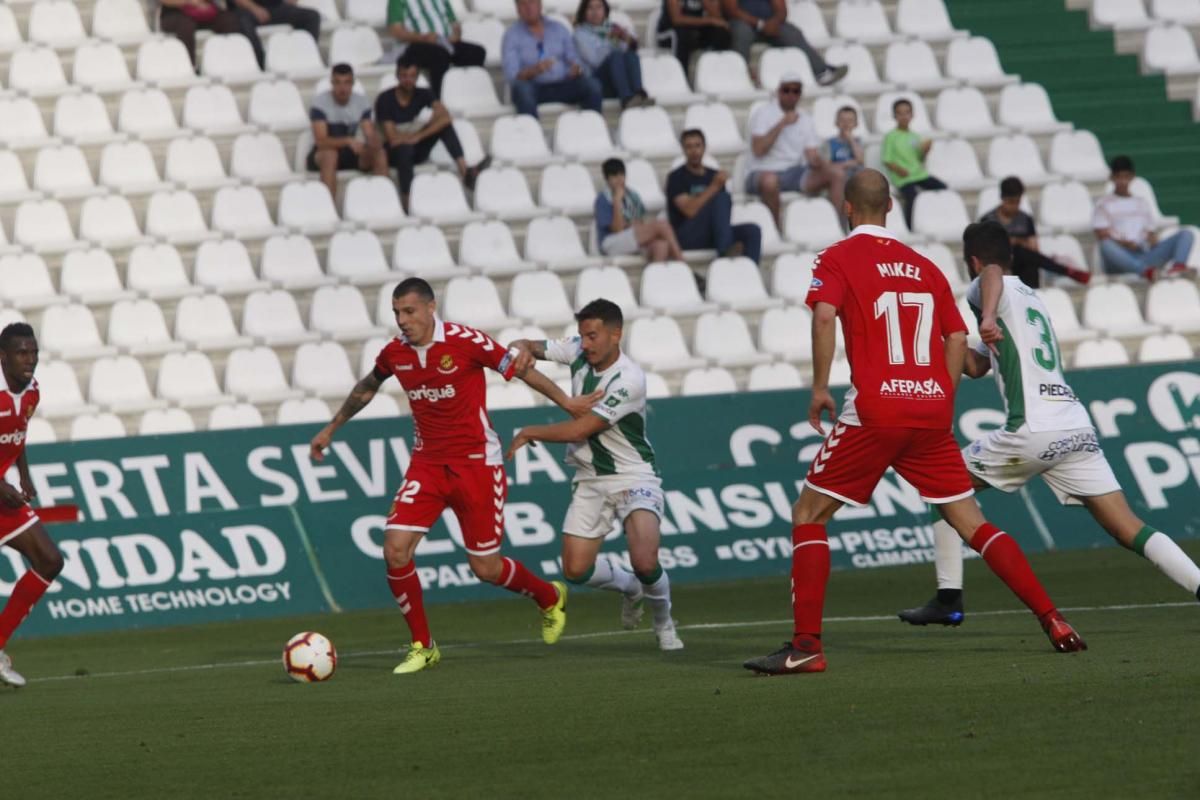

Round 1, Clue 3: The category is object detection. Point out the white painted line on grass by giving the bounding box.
[23,600,1196,685]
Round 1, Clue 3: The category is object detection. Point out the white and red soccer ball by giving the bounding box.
[283,632,337,682]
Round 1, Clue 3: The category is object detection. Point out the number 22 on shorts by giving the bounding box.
[390,480,422,515]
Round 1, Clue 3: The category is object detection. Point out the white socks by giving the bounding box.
[585,556,641,596]
[638,567,673,628]
[1138,529,1200,597]
[932,518,964,591]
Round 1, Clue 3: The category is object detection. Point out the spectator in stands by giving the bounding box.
[573,0,652,109]
[882,97,945,227]
[657,0,731,72]
[503,0,603,119]
[375,55,491,211]
[667,129,761,263]
[307,64,388,200]
[229,0,321,68]
[721,0,846,86]
[158,1,241,66]
[595,158,683,261]
[745,73,847,228]
[1093,155,1194,281]
[385,0,487,98]
[981,176,1091,288]
[826,105,864,180]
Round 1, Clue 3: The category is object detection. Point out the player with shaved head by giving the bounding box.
[744,170,1084,676]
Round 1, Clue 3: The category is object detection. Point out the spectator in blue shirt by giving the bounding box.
[573,0,651,110]
[826,105,863,179]
[502,0,603,118]
[594,158,681,260]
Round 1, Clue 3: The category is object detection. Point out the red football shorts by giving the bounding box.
[804,423,974,507]
[0,502,39,548]
[386,461,507,556]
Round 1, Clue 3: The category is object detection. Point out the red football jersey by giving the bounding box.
[374,318,517,465]
[0,379,38,473]
[805,225,966,429]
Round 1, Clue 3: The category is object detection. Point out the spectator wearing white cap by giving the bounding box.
[744,73,847,226]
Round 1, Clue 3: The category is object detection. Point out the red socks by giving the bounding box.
[498,557,558,609]
[969,523,1055,618]
[386,564,431,647]
[0,569,52,649]
[790,524,831,649]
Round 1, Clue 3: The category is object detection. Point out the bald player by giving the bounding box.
[743,170,1085,676]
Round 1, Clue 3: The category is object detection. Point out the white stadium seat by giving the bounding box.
[575,266,647,317]
[195,240,269,295]
[748,362,805,391]
[913,243,967,294]
[554,110,617,161]
[344,176,407,229]
[30,1,87,48]
[760,306,812,360]
[212,186,278,238]
[242,290,319,347]
[136,38,197,86]
[680,367,738,396]
[442,67,510,117]
[683,103,745,154]
[127,244,198,299]
[1073,338,1130,368]
[459,221,533,276]
[935,87,1001,136]
[885,40,952,91]
[0,7,17,52]
[509,272,576,326]
[539,163,597,216]
[619,106,680,157]
[14,200,76,251]
[987,134,1049,183]
[89,355,163,412]
[266,30,326,77]
[72,43,135,92]
[1153,0,1200,23]
[165,138,230,188]
[443,276,519,330]
[328,230,397,285]
[896,0,957,39]
[1143,23,1200,73]
[393,225,465,279]
[1035,287,1097,343]
[10,47,68,96]
[835,0,894,43]
[277,398,332,424]
[694,51,762,101]
[927,138,987,189]
[694,311,770,367]
[0,97,50,146]
[459,17,505,67]
[201,34,263,82]
[624,158,667,213]
[787,1,832,47]
[292,342,357,398]
[33,145,95,196]
[226,347,304,403]
[279,181,341,231]
[784,197,844,250]
[758,47,818,92]
[825,43,885,93]
[771,252,817,302]
[1138,332,1194,362]
[1049,131,1110,182]
[474,167,543,220]
[34,361,96,419]
[410,172,481,224]
[706,257,783,311]
[641,261,716,315]
[183,85,247,133]
[491,115,554,165]
[175,295,253,350]
[26,418,57,445]
[118,88,181,137]
[525,216,601,271]
[1093,0,1152,29]
[1038,181,1095,234]
[732,200,791,256]
[0,254,59,309]
[70,413,128,441]
[94,0,153,43]
[1146,279,1200,332]
[231,133,294,184]
[911,190,971,241]
[310,285,382,340]
[945,37,1011,87]
[997,83,1067,134]
[146,190,211,242]
[99,141,165,193]
[1083,284,1161,337]
[79,196,143,248]
[157,352,234,408]
[248,80,310,130]
[108,299,182,355]
[262,234,331,289]
[208,404,265,431]
[628,316,705,371]
[638,54,703,106]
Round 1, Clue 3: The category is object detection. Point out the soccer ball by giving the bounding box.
[283,632,337,683]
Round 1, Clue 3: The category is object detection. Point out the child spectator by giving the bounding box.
[882,98,945,227]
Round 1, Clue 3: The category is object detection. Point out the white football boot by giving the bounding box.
[0,650,27,688]
[654,619,685,651]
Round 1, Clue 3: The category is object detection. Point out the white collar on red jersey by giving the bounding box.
[847,224,899,240]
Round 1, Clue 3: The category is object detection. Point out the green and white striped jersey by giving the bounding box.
[967,275,1093,434]
[543,337,659,479]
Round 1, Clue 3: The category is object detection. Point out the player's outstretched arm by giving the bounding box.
[977,264,1005,346]
[508,339,547,361]
[520,367,604,418]
[808,301,838,435]
[506,414,609,460]
[309,371,384,461]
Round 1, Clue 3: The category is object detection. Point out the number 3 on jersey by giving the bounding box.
[874,291,934,366]
[1026,307,1060,371]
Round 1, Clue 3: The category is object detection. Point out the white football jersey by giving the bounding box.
[543,337,659,479]
[967,275,1093,433]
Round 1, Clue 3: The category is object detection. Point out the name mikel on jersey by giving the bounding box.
[876,262,922,280]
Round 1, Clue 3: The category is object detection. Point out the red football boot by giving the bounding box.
[1040,611,1087,653]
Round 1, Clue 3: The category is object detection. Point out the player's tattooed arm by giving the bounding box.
[309,371,384,461]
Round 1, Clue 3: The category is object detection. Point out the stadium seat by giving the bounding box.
[927,138,987,190]
[732,201,791,256]
[638,53,703,106]
[0,97,50,147]
[823,43,885,93]
[146,189,211,242]
[935,87,1002,136]
[681,367,738,396]
[278,181,341,232]
[410,172,482,224]
[10,47,68,96]
[459,17,505,67]
[183,85,248,133]
[641,261,717,315]
[71,43,134,92]
[310,285,382,341]
[0,6,17,52]
[33,145,96,197]
[1035,287,1097,342]
[1083,284,1162,337]
[14,200,76,251]
[945,36,1011,87]
[201,34,263,83]
[343,176,407,229]
[89,355,163,412]
[474,167,544,220]
[618,106,679,158]
[884,40,953,91]
[0,153,32,203]
[443,276,520,330]
[645,371,671,398]
[873,91,933,135]
[108,299,182,355]
[828,357,853,386]
[1152,0,1200,23]
[175,295,253,350]
[748,362,805,391]
[1049,131,1110,182]
[694,311,770,367]
[70,413,128,441]
[913,243,967,294]
[682,103,744,154]
[118,88,181,137]
[575,266,647,316]
[1146,278,1200,332]
[355,392,403,419]
[491,115,555,165]
[628,316,705,372]
[231,133,294,184]
[459,220,534,276]
[896,0,957,39]
[997,83,1068,134]
[260,234,331,290]
[277,397,332,424]
[1143,23,1200,73]
[624,158,667,213]
[758,47,818,93]
[525,215,600,271]
[0,254,59,310]
[165,137,230,188]
[771,252,817,302]
[226,347,304,404]
[212,186,279,239]
[207,404,265,431]
[60,249,135,306]
[554,110,617,161]
[538,163,596,216]
[834,0,893,43]
[79,196,144,248]
[195,239,269,295]
[242,290,319,346]
[248,80,310,131]
[136,37,197,86]
[34,361,96,419]
[158,352,235,408]
[99,141,165,194]
[442,67,510,117]
[509,272,576,326]
[759,306,812,360]
[787,1,832,47]
[26,418,57,444]
[706,257,783,311]
[911,190,971,241]
[93,0,153,43]
[1038,181,1094,234]
[1037,235,1090,273]
[694,51,763,101]
[30,0,87,48]
[1093,0,1152,28]
[783,197,844,250]
[1073,338,1130,368]
[393,225,466,280]
[431,119,488,170]
[328,229,397,286]
[487,382,539,409]
[266,29,326,78]
[986,134,1049,183]
[292,342,357,398]
[1137,333,1194,362]
[127,243,199,299]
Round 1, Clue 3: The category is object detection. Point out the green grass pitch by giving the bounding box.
[6,545,1200,799]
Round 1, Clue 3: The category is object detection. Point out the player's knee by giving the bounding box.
[382,540,414,570]
[560,554,593,583]
[791,504,820,526]
[629,550,658,576]
[35,546,64,580]
[470,557,503,584]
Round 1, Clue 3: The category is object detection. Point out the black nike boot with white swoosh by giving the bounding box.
[743,638,827,676]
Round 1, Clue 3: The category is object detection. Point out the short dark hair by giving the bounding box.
[574,0,608,24]
[1109,154,1135,174]
[601,158,625,179]
[575,298,623,328]
[397,52,421,71]
[836,105,858,118]
[963,221,1012,270]
[393,278,435,302]
[680,128,706,145]
[892,98,913,114]
[0,322,35,349]
[331,63,354,78]
[999,176,1025,199]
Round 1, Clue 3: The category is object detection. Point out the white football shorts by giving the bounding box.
[962,424,1120,506]
[562,475,665,539]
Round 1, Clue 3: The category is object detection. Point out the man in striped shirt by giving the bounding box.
[507,300,684,651]
[387,0,486,97]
